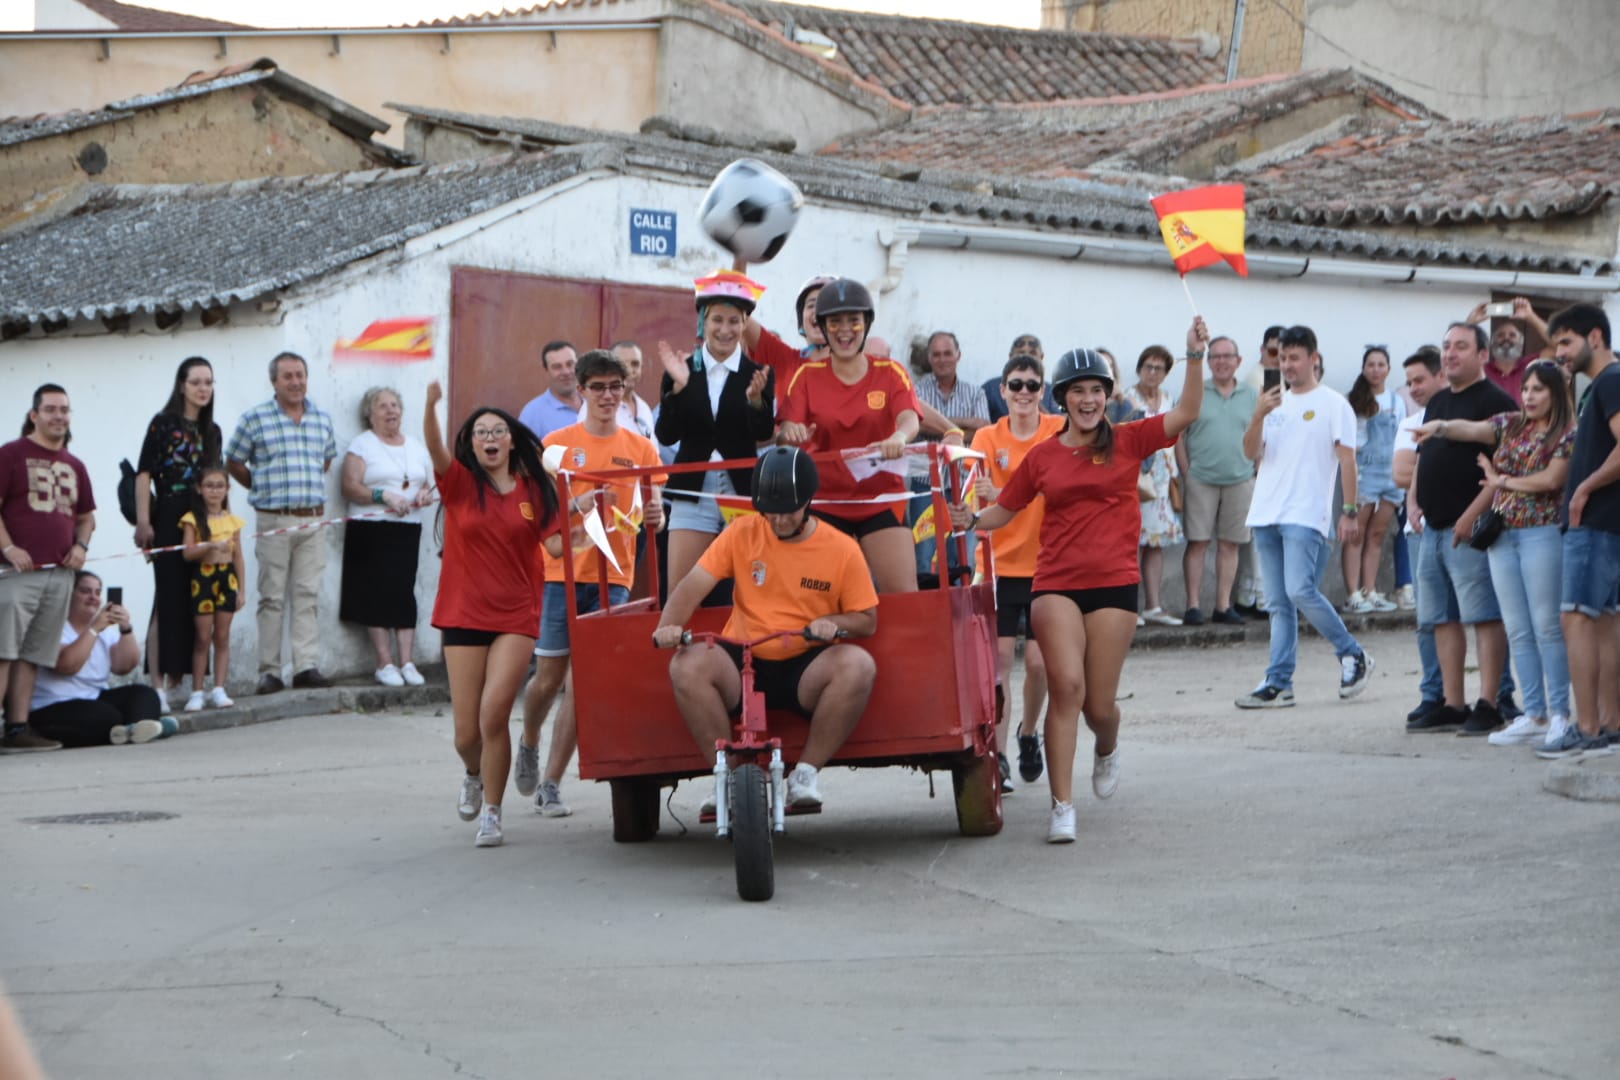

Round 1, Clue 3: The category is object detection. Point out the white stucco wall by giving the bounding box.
[3,169,1616,686]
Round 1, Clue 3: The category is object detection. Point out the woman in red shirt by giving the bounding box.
[777,278,921,593]
[953,319,1207,844]
[424,380,564,849]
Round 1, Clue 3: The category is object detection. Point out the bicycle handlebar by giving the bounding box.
[658,627,851,649]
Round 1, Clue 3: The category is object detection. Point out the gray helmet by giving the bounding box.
[1051,348,1113,398]
[812,278,875,327]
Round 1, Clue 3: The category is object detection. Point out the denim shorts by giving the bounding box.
[1560,527,1620,618]
[667,468,735,534]
[537,581,630,657]
[1415,527,1501,628]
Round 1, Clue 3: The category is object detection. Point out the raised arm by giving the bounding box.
[423,381,452,476]
[1164,317,1209,439]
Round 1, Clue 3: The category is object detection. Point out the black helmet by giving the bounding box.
[812,278,875,329]
[752,446,819,515]
[1051,348,1113,398]
[794,274,836,336]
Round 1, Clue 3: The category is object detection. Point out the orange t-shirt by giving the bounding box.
[696,514,879,660]
[970,414,1065,578]
[780,357,920,521]
[541,424,666,589]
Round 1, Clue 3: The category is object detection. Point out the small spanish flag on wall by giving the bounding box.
[1150,185,1248,277]
[334,317,436,362]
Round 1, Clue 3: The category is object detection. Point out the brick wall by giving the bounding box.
[1041,0,1305,79]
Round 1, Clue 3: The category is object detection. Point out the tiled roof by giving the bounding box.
[1232,109,1620,227]
[820,69,1431,179]
[66,0,254,31]
[727,1,1226,105]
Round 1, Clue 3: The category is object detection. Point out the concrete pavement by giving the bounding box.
[3,626,1616,1079]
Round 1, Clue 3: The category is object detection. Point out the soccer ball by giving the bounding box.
[698,158,803,264]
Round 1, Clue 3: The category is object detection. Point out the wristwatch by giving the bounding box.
[1342,503,1357,516]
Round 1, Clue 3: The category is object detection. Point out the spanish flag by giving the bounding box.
[1150,185,1248,277]
[334,317,436,363]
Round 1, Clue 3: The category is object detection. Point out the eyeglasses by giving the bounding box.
[1004,378,1043,394]
[584,382,625,396]
[1139,363,1169,374]
[471,427,510,441]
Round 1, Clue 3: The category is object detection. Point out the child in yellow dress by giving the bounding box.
[179,466,246,711]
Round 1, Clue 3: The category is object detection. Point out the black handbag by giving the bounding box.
[117,459,141,526]
[1468,508,1505,551]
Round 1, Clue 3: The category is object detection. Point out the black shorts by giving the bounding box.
[720,641,824,717]
[996,576,1034,637]
[812,508,905,540]
[1031,584,1140,616]
[439,626,502,648]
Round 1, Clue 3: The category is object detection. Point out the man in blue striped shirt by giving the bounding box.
[227,352,337,694]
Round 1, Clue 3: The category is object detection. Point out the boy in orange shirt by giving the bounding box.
[517,350,665,817]
[653,447,878,809]
[971,356,1066,787]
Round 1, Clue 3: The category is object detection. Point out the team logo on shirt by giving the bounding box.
[996,449,1009,469]
[519,502,535,521]
[570,447,587,467]
[1092,453,1106,465]
[867,391,886,410]
[1304,411,1316,421]
[750,560,767,586]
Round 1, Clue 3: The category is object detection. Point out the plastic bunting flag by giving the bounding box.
[1150,184,1248,277]
[334,317,436,362]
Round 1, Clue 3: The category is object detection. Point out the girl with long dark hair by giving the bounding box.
[135,357,222,708]
[424,382,564,848]
[1343,346,1407,611]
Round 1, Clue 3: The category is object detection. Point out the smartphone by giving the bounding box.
[1263,368,1281,391]
[106,586,123,606]
[1485,301,1515,318]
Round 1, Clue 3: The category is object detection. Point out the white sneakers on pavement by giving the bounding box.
[1489,714,1551,747]
[1047,800,1076,843]
[787,763,823,808]
[512,741,540,797]
[475,806,503,847]
[1092,749,1121,799]
[207,685,233,709]
[400,662,425,686]
[1140,607,1183,626]
[457,774,483,821]
[375,664,405,687]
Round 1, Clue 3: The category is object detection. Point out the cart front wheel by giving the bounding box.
[951,750,1004,837]
[609,778,661,843]
[729,763,775,901]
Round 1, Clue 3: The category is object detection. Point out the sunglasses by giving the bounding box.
[1004,378,1043,394]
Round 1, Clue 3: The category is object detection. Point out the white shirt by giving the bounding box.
[32,624,118,710]
[704,344,741,462]
[1394,411,1426,534]
[344,430,436,521]
[1246,384,1357,537]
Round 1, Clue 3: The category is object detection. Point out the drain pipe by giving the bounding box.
[1226,0,1248,83]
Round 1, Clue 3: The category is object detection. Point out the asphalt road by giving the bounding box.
[4,627,1617,1079]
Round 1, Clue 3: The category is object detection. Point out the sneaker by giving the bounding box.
[1211,608,1246,625]
[374,664,405,688]
[1488,714,1550,746]
[1339,651,1373,699]
[183,690,207,713]
[457,773,482,821]
[1092,748,1120,799]
[1235,684,1295,709]
[1579,733,1616,759]
[475,806,503,847]
[512,741,540,798]
[1458,698,1502,737]
[1364,591,1398,613]
[110,719,163,745]
[1344,590,1373,614]
[255,673,285,695]
[399,662,426,687]
[1136,614,1145,627]
[1541,714,1573,750]
[1047,800,1076,844]
[1141,607,1182,626]
[786,764,823,809]
[291,668,333,689]
[700,785,717,817]
[208,685,234,709]
[1182,607,1206,626]
[1409,704,1468,733]
[997,752,1014,794]
[0,726,62,753]
[1394,584,1416,610]
[1497,693,1523,722]
[536,778,572,818]
[1537,725,1609,759]
[1406,698,1443,724]
[1016,733,1044,782]
[156,716,180,738]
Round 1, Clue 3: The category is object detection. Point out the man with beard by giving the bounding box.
[1470,297,1552,402]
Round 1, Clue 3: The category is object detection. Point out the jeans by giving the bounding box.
[1253,524,1364,690]
[1415,526,1501,628]
[1488,525,1570,719]
[1393,506,1413,589]
[1412,527,1516,705]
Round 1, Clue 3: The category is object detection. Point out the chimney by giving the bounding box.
[1041,0,1097,31]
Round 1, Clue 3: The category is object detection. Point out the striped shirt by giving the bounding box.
[914,374,989,440]
[226,398,337,511]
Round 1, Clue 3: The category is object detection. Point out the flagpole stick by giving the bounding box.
[1179,275,1200,319]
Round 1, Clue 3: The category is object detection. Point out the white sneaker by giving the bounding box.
[1141,607,1182,626]
[183,690,207,713]
[1136,614,1145,627]
[475,806,503,847]
[1395,584,1416,610]
[1345,590,1373,613]
[399,662,425,687]
[457,774,482,821]
[535,779,572,818]
[1488,714,1549,746]
[1047,800,1076,843]
[1364,591,1398,613]
[1540,714,1573,750]
[1092,748,1120,799]
[512,740,539,797]
[787,763,823,808]
[374,664,405,688]
[700,785,718,816]
[109,719,163,745]
[208,685,234,709]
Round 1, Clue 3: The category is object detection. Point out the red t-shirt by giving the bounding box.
[752,327,813,410]
[431,460,560,638]
[780,358,920,521]
[997,415,1173,591]
[0,437,95,568]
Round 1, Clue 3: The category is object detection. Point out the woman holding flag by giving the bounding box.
[952,318,1208,844]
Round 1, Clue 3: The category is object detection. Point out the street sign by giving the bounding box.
[630,209,676,257]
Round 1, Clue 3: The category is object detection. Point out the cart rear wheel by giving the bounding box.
[729,763,775,901]
[951,750,1004,837]
[609,779,661,843]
